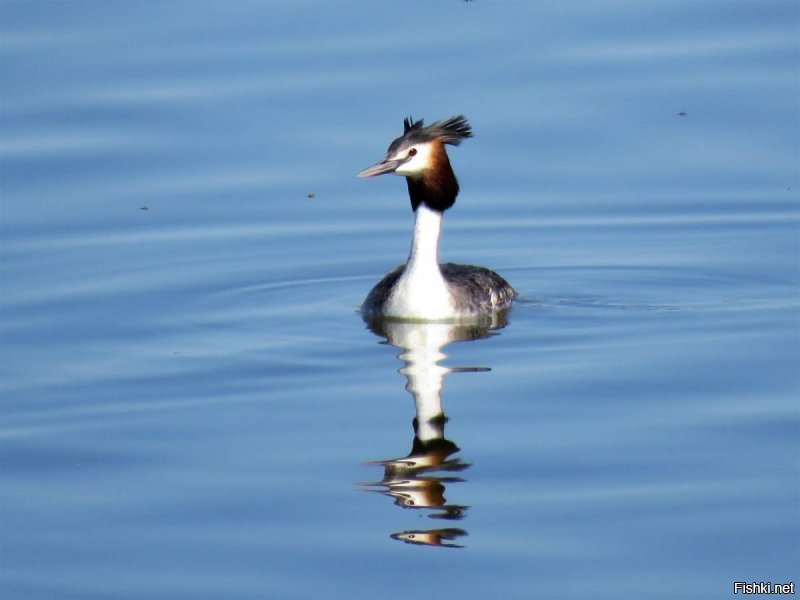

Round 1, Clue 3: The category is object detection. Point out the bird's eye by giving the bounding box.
[408,148,417,157]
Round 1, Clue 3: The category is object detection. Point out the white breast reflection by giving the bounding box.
[360,312,510,548]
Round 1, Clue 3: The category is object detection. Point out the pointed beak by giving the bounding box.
[357,156,405,178]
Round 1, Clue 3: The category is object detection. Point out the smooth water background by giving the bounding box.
[2,1,799,598]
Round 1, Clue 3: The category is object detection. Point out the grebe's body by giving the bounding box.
[358,115,515,321]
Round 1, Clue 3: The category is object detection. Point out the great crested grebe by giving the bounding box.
[358,115,516,321]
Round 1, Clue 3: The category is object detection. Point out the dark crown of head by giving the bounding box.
[388,115,473,154]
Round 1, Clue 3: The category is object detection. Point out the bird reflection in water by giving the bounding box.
[360,311,510,548]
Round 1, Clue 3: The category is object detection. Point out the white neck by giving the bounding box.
[382,204,455,320]
[408,203,443,272]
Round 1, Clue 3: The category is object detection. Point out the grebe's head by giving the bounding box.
[358,115,472,179]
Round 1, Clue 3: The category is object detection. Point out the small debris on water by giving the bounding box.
[677,111,687,116]
[140,205,149,211]
[307,193,316,199]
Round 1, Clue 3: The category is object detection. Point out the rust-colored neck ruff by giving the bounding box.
[405,141,459,213]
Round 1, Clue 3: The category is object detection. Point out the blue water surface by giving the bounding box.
[1,1,798,599]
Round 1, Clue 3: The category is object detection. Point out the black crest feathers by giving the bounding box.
[400,115,473,146]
